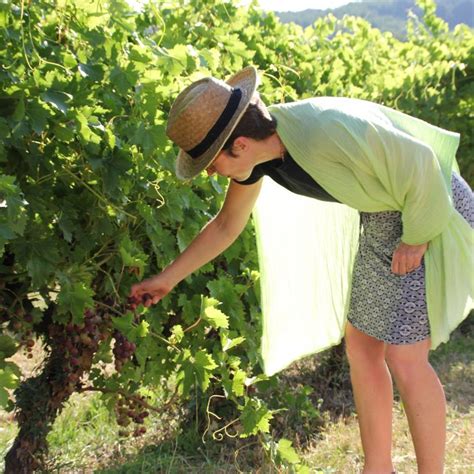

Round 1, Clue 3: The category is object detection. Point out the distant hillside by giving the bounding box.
[276,0,474,39]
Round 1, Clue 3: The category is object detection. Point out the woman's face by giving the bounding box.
[206,138,255,181]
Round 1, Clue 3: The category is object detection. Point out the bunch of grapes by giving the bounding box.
[115,394,150,437]
[47,306,114,404]
[45,293,153,434]
[112,330,136,372]
[110,292,152,371]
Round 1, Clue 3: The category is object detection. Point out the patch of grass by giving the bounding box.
[45,386,188,472]
[430,329,474,412]
[302,403,474,473]
[96,432,271,474]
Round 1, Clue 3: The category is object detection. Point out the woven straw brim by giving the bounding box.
[175,66,258,180]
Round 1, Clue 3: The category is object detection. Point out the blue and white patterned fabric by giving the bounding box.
[347,172,474,344]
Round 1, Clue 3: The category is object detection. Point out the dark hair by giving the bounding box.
[222,95,277,157]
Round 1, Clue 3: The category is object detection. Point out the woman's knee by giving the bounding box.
[384,338,431,383]
[344,321,385,367]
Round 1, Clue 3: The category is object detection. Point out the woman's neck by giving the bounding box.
[253,133,286,166]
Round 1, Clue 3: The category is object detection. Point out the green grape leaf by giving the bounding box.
[12,97,25,121]
[74,110,101,144]
[54,123,75,143]
[169,324,184,345]
[221,333,245,352]
[178,365,194,397]
[201,296,229,329]
[78,63,104,81]
[203,306,229,330]
[0,224,15,241]
[207,278,245,322]
[93,338,113,364]
[29,101,51,133]
[295,466,312,474]
[0,117,9,139]
[57,282,94,324]
[134,336,155,368]
[193,349,218,391]
[0,366,19,408]
[176,349,193,397]
[112,312,134,337]
[231,369,246,397]
[136,320,149,338]
[194,349,218,371]
[119,234,148,278]
[240,398,273,437]
[0,335,18,358]
[40,90,72,115]
[277,438,301,464]
[199,49,221,70]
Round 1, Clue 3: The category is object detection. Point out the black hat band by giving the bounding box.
[186,87,243,159]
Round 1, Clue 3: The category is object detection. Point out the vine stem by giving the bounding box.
[142,325,182,353]
[97,268,121,301]
[62,167,136,220]
[148,2,166,47]
[183,317,202,333]
[19,0,34,71]
[106,114,130,126]
[89,238,115,262]
[3,287,25,314]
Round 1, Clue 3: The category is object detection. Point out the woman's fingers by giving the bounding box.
[128,275,172,308]
[391,242,428,275]
[392,253,419,275]
[129,282,144,299]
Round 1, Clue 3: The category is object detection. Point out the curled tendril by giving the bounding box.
[211,418,239,441]
[202,394,224,443]
[202,394,241,443]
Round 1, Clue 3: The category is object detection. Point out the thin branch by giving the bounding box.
[183,317,202,333]
[62,167,136,220]
[78,385,178,414]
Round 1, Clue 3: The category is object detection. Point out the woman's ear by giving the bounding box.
[232,136,249,153]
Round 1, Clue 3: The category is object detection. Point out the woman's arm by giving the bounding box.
[129,179,263,305]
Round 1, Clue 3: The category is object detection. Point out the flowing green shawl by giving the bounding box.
[254,97,473,376]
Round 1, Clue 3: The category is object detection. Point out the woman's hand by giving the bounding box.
[129,273,174,308]
[391,242,428,275]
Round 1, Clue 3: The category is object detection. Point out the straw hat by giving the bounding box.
[166,66,259,180]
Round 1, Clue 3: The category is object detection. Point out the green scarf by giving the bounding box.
[254,97,473,376]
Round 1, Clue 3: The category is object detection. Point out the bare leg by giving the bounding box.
[385,338,445,474]
[345,321,395,474]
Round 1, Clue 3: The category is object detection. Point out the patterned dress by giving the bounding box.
[347,172,474,344]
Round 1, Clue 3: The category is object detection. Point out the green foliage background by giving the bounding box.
[0,0,472,468]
